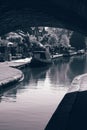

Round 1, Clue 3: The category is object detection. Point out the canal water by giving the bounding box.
[0,54,87,130]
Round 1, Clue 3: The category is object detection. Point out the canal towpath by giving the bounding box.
[0,58,32,88]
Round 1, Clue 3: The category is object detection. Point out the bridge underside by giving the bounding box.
[0,0,87,35]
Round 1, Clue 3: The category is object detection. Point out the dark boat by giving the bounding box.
[29,51,52,67]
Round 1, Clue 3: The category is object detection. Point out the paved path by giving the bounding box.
[0,58,32,88]
[0,63,23,88]
[5,57,32,68]
[45,74,87,130]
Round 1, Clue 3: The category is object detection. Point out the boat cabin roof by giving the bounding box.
[33,51,51,59]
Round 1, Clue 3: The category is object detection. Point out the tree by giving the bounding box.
[48,34,58,46]
[70,32,86,50]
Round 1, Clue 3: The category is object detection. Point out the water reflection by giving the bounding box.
[0,54,87,101]
[49,58,71,87]
[0,54,87,130]
[0,66,50,102]
[67,55,87,80]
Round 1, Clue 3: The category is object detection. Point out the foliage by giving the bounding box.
[70,32,86,50]
[0,27,76,58]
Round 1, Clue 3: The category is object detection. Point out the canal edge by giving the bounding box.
[45,73,87,130]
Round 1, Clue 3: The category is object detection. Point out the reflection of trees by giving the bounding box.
[48,55,87,87]
[49,58,71,86]
[29,67,49,86]
[67,55,86,81]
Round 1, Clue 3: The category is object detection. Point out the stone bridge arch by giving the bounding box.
[0,0,87,35]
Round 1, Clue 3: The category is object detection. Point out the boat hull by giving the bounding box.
[29,58,52,67]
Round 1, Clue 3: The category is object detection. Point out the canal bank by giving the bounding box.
[45,73,87,130]
[0,58,32,89]
[0,64,23,89]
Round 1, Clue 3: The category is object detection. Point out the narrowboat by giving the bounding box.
[29,51,52,67]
